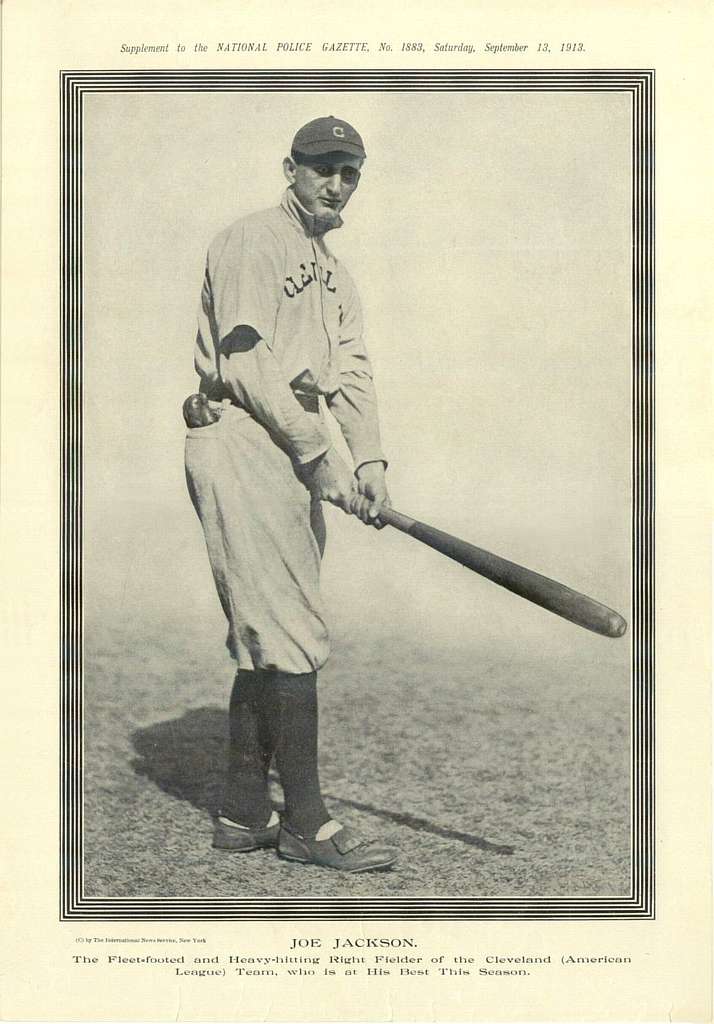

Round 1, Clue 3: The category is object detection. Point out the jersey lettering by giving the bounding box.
[283,261,338,298]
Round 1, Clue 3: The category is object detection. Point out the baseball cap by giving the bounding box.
[291,116,366,159]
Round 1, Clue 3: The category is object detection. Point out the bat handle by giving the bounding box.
[377,506,416,532]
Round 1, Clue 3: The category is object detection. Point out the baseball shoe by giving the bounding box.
[277,821,397,873]
[212,816,280,852]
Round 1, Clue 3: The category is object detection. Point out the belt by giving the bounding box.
[202,383,320,416]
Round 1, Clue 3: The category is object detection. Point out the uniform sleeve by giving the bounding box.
[205,222,332,465]
[326,269,387,469]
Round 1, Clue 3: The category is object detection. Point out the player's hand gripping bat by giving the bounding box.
[375,506,627,639]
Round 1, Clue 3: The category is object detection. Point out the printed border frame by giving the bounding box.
[60,69,654,920]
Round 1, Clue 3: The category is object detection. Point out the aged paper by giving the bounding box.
[1,0,711,1020]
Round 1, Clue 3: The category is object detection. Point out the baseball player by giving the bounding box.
[184,116,397,872]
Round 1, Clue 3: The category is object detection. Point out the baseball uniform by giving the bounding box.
[185,187,386,674]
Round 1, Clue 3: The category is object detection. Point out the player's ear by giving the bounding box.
[283,156,297,185]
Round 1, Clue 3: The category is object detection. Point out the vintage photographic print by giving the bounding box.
[61,71,651,916]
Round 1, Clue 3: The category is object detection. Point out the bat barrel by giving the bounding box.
[378,507,627,639]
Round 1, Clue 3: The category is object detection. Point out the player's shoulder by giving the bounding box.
[208,203,285,258]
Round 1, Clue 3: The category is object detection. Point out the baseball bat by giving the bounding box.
[377,506,627,639]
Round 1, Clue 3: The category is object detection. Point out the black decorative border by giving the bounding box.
[60,69,654,920]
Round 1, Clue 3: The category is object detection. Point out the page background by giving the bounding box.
[1,1,711,1020]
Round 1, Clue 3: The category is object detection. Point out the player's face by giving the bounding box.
[284,152,363,223]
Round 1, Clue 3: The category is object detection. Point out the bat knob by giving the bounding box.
[183,393,221,428]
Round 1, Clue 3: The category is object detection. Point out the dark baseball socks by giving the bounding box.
[220,670,274,829]
[260,669,332,837]
[220,668,332,838]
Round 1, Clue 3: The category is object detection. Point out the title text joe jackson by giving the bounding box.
[291,937,417,949]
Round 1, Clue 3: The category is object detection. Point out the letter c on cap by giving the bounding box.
[333,125,345,138]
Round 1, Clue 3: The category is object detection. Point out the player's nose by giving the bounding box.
[325,173,341,194]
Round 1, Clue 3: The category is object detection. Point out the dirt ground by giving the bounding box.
[83,554,630,901]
